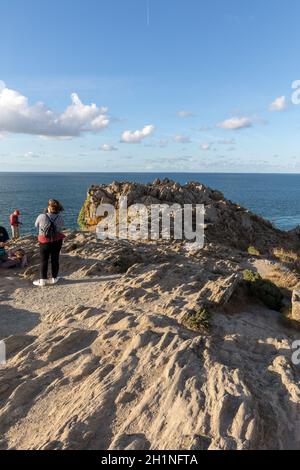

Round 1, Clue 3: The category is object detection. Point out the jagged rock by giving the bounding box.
[292,290,300,321]
[78,180,298,255]
[212,273,242,306]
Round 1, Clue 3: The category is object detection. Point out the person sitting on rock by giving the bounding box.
[0,242,8,265]
[0,226,9,266]
[0,248,28,269]
[0,225,9,245]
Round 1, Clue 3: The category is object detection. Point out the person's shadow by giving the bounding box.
[0,304,39,339]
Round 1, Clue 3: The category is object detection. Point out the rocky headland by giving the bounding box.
[0,179,300,450]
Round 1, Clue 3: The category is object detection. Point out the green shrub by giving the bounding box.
[243,270,283,311]
[247,246,260,256]
[182,307,211,332]
[77,195,91,229]
[243,269,261,283]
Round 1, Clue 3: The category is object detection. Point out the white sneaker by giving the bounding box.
[33,279,47,287]
[50,277,61,285]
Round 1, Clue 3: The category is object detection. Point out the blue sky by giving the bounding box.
[0,0,300,172]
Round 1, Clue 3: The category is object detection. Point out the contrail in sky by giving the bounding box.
[147,0,150,27]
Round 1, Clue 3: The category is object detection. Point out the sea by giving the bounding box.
[0,172,299,236]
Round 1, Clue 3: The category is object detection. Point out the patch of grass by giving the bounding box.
[273,247,300,274]
[243,269,261,283]
[182,307,211,333]
[273,247,298,264]
[267,270,300,291]
[243,269,283,311]
[77,195,91,229]
[247,246,260,257]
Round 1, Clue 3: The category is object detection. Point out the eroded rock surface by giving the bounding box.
[0,229,300,449]
[79,179,298,254]
[0,182,300,450]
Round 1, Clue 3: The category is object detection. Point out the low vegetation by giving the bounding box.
[182,307,211,333]
[272,247,300,273]
[243,269,283,311]
[273,247,298,264]
[77,195,91,229]
[267,269,300,291]
[247,246,260,257]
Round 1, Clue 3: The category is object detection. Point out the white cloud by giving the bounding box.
[121,124,155,143]
[217,116,253,130]
[173,134,191,143]
[200,142,212,151]
[101,144,118,152]
[269,96,287,112]
[177,110,195,118]
[0,82,110,138]
[24,151,41,158]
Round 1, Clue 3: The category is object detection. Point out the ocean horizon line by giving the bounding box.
[1,171,300,176]
[1,172,300,232]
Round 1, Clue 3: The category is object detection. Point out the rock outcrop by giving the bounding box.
[79,179,298,254]
[0,182,300,450]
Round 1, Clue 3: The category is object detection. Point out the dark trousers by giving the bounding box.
[39,239,63,280]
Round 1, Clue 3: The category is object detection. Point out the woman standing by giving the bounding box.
[33,199,65,287]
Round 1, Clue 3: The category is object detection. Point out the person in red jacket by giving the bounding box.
[10,210,22,240]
